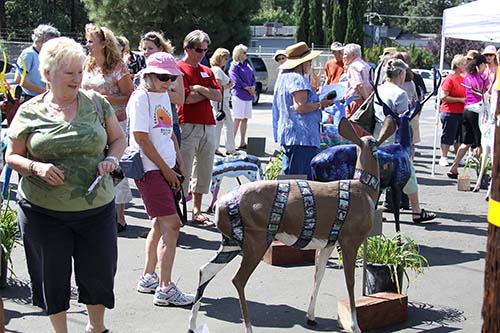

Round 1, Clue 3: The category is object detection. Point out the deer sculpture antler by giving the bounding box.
[188,117,396,333]
[312,64,441,232]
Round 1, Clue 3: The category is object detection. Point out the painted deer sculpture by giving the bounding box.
[188,117,396,333]
[311,66,441,232]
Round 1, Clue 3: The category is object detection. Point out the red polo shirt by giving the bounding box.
[177,60,220,125]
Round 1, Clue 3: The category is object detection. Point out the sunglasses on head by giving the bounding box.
[194,47,208,54]
[156,73,177,82]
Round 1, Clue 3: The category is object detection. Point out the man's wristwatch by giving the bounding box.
[104,156,119,168]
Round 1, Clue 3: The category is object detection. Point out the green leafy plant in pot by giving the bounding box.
[263,152,283,180]
[0,201,19,288]
[357,233,429,295]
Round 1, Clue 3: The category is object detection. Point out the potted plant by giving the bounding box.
[357,233,429,295]
[464,153,492,190]
[263,152,283,180]
[0,201,19,288]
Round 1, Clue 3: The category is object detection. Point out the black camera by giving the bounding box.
[216,110,226,121]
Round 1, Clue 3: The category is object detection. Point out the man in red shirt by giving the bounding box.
[323,42,344,85]
[177,30,221,225]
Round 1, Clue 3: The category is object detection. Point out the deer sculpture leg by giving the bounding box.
[390,185,402,233]
[188,238,241,333]
[306,246,336,325]
[473,144,490,193]
[339,237,364,333]
[232,234,270,333]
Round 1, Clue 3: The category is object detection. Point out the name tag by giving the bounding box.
[200,72,209,78]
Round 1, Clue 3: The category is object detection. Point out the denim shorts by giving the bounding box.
[440,112,463,145]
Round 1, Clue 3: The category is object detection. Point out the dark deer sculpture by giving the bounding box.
[188,117,396,333]
[311,66,441,232]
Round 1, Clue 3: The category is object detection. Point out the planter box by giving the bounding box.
[457,176,471,191]
[337,292,408,331]
[263,241,316,266]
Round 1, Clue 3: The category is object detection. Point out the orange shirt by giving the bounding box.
[324,59,344,85]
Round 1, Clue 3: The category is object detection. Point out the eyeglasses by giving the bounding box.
[156,74,177,82]
[194,47,208,53]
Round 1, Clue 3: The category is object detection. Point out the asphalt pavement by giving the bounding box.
[2,94,488,332]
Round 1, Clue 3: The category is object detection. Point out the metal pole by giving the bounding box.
[431,25,446,177]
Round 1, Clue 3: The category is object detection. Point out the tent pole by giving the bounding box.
[432,30,446,177]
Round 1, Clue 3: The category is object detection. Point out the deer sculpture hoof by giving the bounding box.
[306,319,318,326]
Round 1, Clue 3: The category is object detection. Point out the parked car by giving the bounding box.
[413,69,442,93]
[223,54,268,105]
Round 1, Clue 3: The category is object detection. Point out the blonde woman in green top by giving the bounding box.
[6,37,126,333]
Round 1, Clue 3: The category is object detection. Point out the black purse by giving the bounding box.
[215,87,226,121]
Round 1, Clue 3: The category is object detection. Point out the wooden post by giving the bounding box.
[482,66,500,332]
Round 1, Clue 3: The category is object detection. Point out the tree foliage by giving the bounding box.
[332,0,347,44]
[324,0,334,45]
[309,0,323,46]
[428,35,483,68]
[294,0,310,43]
[83,0,260,53]
[345,0,365,47]
[364,43,435,69]
[2,0,88,40]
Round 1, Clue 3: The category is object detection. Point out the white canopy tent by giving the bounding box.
[431,0,500,175]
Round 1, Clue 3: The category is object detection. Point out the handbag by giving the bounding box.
[215,87,226,121]
[349,92,375,134]
[119,146,144,179]
[467,101,485,114]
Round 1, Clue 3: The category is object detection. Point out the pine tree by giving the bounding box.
[295,0,310,43]
[332,0,348,43]
[309,0,323,46]
[82,0,260,52]
[324,0,334,45]
[345,0,365,47]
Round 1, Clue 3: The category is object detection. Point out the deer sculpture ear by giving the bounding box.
[339,117,362,147]
[376,116,397,146]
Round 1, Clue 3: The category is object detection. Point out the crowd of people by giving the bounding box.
[3,21,497,332]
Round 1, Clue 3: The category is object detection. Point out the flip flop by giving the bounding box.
[447,171,458,179]
[192,213,215,227]
[412,209,437,223]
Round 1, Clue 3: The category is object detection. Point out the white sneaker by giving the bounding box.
[137,272,159,293]
[153,282,195,306]
[439,157,449,167]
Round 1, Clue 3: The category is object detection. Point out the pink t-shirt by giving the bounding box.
[463,73,490,107]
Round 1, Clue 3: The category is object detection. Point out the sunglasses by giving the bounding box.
[156,74,177,82]
[194,47,208,54]
[277,56,286,61]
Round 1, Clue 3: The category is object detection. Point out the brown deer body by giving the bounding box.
[188,117,396,333]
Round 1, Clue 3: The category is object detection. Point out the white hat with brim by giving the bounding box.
[139,52,183,76]
[274,49,287,62]
[279,42,321,70]
[482,45,497,55]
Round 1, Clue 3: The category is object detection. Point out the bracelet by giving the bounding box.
[29,161,36,176]
[104,156,119,168]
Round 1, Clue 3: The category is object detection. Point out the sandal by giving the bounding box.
[192,213,215,227]
[447,171,458,179]
[412,209,437,223]
[238,144,248,150]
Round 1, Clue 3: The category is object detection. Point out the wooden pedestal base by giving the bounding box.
[337,292,408,332]
[262,241,316,266]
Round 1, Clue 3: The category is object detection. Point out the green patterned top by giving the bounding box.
[8,90,115,211]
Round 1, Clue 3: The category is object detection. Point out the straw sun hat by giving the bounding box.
[279,42,322,70]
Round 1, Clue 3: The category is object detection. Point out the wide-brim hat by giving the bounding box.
[273,49,287,62]
[465,49,479,60]
[279,42,321,70]
[482,45,497,55]
[379,47,397,59]
[139,52,183,76]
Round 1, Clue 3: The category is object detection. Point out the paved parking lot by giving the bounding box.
[2,94,489,332]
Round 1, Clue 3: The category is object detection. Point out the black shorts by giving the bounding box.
[17,199,117,315]
[462,108,481,148]
[440,112,463,145]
